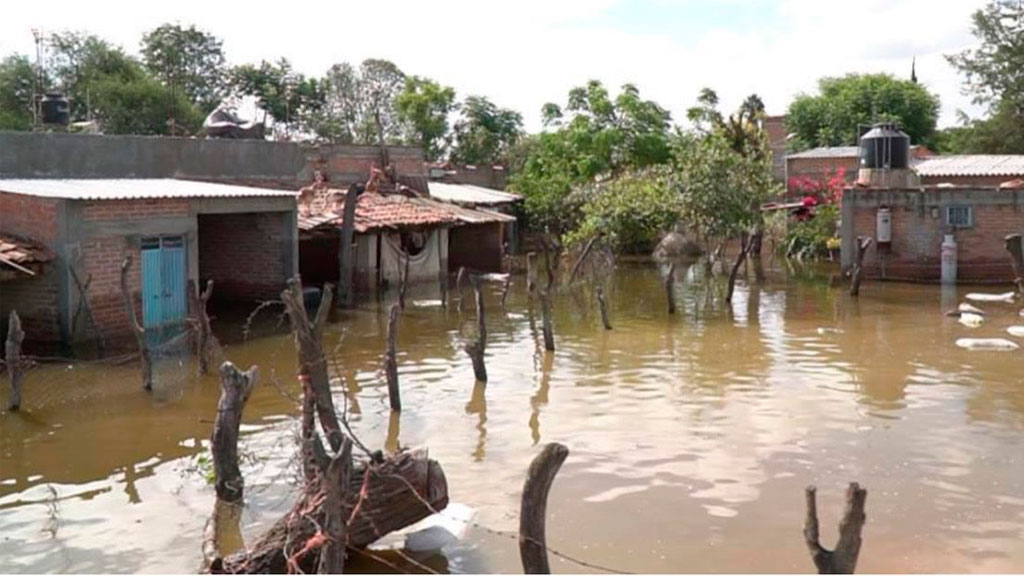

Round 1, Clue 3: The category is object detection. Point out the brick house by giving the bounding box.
[787,146,934,194]
[0,179,297,349]
[914,155,1024,187]
[763,115,788,182]
[427,181,522,268]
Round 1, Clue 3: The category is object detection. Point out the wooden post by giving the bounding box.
[318,437,353,575]
[526,252,537,294]
[666,262,677,315]
[501,272,512,309]
[1005,234,1024,295]
[540,290,555,352]
[5,310,24,411]
[542,239,555,290]
[456,266,467,312]
[338,183,360,308]
[804,483,868,574]
[211,362,258,502]
[69,265,105,357]
[849,237,873,297]
[385,303,401,411]
[596,286,612,330]
[569,234,601,284]
[190,280,216,374]
[726,235,753,304]
[519,442,569,574]
[120,256,153,391]
[464,275,488,382]
[398,250,410,311]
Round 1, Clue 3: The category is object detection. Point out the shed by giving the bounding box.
[427,181,522,265]
[0,179,298,348]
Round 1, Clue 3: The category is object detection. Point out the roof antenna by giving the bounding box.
[911,56,918,84]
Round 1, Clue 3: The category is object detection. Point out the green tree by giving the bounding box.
[0,55,36,130]
[229,59,323,138]
[787,73,941,149]
[938,101,1024,154]
[89,74,201,135]
[47,31,147,121]
[314,62,361,143]
[356,58,406,145]
[450,95,524,166]
[395,76,456,160]
[141,23,227,112]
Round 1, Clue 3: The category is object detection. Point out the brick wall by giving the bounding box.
[764,116,787,181]
[0,193,61,344]
[449,223,504,272]
[0,192,59,245]
[845,187,1024,283]
[198,212,289,301]
[787,156,858,193]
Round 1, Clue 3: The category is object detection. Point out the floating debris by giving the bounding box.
[956,338,1020,351]
[957,312,984,327]
[959,302,986,315]
[1008,326,1024,338]
[965,292,1016,303]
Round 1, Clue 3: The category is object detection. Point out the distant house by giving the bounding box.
[914,155,1024,188]
[787,145,934,194]
[427,181,522,268]
[763,115,788,182]
[0,179,298,348]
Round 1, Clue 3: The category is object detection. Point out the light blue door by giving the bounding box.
[141,236,187,329]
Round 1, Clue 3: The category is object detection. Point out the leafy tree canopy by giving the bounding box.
[450,95,524,166]
[395,75,456,160]
[0,55,36,130]
[141,23,227,112]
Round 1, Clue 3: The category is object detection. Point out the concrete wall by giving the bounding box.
[841,186,1024,283]
[0,131,427,189]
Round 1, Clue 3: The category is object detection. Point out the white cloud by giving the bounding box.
[0,0,986,132]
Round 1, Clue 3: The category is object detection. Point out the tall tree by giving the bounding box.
[47,31,145,121]
[229,59,323,139]
[450,95,524,166]
[0,55,36,130]
[357,59,405,145]
[395,76,456,160]
[314,62,361,143]
[786,73,941,149]
[141,23,227,112]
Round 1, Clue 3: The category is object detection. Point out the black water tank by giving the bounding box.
[40,93,70,126]
[859,123,909,169]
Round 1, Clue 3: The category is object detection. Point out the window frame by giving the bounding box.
[945,205,973,229]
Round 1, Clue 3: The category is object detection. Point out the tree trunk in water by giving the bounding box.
[665,263,677,315]
[455,266,467,313]
[1005,234,1024,296]
[540,290,555,352]
[385,303,401,411]
[318,438,352,574]
[191,280,216,374]
[120,257,153,391]
[202,498,245,570]
[526,252,537,294]
[849,237,873,297]
[398,251,410,311]
[212,449,449,574]
[542,240,555,290]
[464,275,488,382]
[726,236,753,304]
[596,286,612,330]
[212,362,258,502]
[338,183,360,308]
[804,483,868,574]
[5,310,24,411]
[569,234,601,284]
[519,443,569,574]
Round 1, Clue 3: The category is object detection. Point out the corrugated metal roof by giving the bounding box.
[914,155,1024,177]
[418,196,516,224]
[427,182,522,206]
[787,146,859,160]
[0,179,298,200]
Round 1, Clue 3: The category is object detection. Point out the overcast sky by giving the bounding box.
[0,0,987,131]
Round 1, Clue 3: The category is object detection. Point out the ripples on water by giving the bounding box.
[2,261,1023,573]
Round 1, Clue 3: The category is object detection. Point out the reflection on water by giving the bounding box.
[2,260,1024,573]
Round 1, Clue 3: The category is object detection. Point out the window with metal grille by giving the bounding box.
[946,205,972,228]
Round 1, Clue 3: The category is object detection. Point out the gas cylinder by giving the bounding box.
[941,234,958,284]
[876,207,892,244]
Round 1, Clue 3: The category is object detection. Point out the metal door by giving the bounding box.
[140,236,187,329]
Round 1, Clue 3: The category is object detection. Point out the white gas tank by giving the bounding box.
[941,234,957,285]
[876,207,892,244]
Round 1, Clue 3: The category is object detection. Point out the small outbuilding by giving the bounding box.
[427,181,521,271]
[0,179,298,348]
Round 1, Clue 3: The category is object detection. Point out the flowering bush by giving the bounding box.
[783,168,845,259]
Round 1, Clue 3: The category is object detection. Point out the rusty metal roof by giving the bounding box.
[427,182,521,206]
[913,155,1024,177]
[0,178,298,200]
[0,234,52,278]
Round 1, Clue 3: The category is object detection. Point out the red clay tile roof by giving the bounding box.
[0,234,52,277]
[298,189,457,233]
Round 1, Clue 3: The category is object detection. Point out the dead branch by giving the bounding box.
[596,286,612,330]
[120,256,153,391]
[726,235,754,304]
[5,310,24,411]
[212,362,258,502]
[570,234,601,284]
[804,483,868,574]
[190,280,217,374]
[849,237,873,297]
[519,442,569,574]
[385,303,401,411]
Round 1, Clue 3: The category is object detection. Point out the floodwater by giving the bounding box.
[2,260,1024,573]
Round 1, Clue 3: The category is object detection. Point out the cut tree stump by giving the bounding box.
[5,310,24,411]
[385,303,401,411]
[804,483,868,574]
[211,361,258,502]
[190,280,216,374]
[666,262,677,315]
[519,442,569,574]
[596,286,612,330]
[527,252,537,295]
[338,183,360,308]
[464,275,488,383]
[540,290,555,352]
[120,257,153,391]
[849,237,873,297]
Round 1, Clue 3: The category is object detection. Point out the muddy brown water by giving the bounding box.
[2,260,1024,573]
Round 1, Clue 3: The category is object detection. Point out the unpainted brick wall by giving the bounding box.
[0,192,59,244]
[0,192,62,343]
[198,212,289,301]
[449,223,504,272]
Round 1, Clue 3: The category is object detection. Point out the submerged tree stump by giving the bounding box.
[464,276,488,382]
[5,310,24,411]
[211,362,258,502]
[519,442,569,574]
[570,234,601,284]
[527,252,537,294]
[120,257,153,391]
[849,237,873,297]
[398,251,410,311]
[665,262,677,315]
[542,239,555,290]
[385,303,401,411]
[338,183,360,308]
[191,280,216,374]
[540,290,555,352]
[804,483,868,574]
[1005,234,1024,295]
[726,235,754,304]
[596,286,612,330]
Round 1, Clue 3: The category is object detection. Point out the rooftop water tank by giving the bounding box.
[859,123,909,170]
[40,93,70,126]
